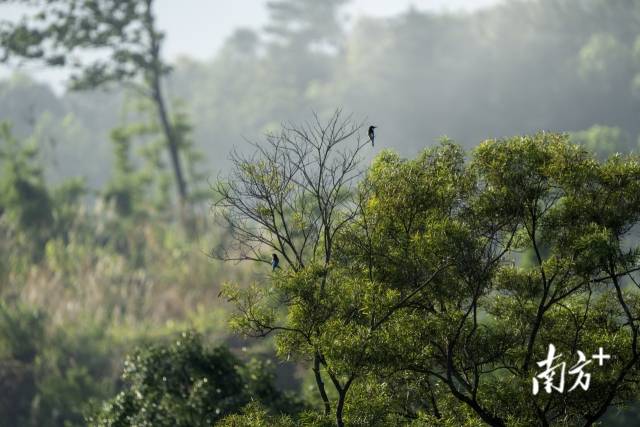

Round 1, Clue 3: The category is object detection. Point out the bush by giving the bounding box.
[90,331,302,426]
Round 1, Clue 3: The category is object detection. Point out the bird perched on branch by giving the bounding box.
[368,125,377,146]
[271,253,280,271]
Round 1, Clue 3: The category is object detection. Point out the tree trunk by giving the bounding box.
[151,70,188,207]
[313,353,331,416]
[334,376,354,427]
[144,0,189,216]
[336,390,346,427]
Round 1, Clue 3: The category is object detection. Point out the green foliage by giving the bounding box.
[0,201,259,426]
[5,1,640,423]
[571,125,633,159]
[104,125,143,218]
[216,401,299,427]
[51,177,87,235]
[31,323,118,427]
[103,95,208,220]
[223,132,640,426]
[578,32,631,86]
[0,301,44,363]
[0,0,197,208]
[6,0,640,190]
[0,115,258,427]
[0,303,119,427]
[0,121,90,263]
[0,0,169,91]
[217,402,338,427]
[0,122,53,256]
[90,331,300,426]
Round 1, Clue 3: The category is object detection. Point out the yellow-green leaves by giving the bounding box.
[223,132,640,425]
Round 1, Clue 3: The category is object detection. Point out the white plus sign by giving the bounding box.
[592,347,611,366]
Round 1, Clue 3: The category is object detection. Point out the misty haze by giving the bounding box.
[1,1,640,426]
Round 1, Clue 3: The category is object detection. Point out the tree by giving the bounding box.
[571,125,633,159]
[219,130,640,426]
[89,331,299,427]
[263,0,349,92]
[103,95,207,219]
[333,132,640,425]
[214,110,369,426]
[0,303,118,427]
[0,0,190,212]
[0,121,53,259]
[265,0,349,52]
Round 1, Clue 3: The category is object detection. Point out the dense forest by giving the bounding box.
[2,0,640,426]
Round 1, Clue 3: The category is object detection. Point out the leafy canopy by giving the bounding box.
[221,132,640,426]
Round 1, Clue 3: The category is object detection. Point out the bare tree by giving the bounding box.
[213,109,369,416]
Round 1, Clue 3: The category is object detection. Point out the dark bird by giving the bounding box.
[368,125,377,146]
[271,253,280,271]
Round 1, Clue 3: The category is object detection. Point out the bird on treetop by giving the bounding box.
[368,125,377,147]
[271,253,280,271]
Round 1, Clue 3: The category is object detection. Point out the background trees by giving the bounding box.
[4,0,640,189]
[0,0,193,212]
[0,122,244,427]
